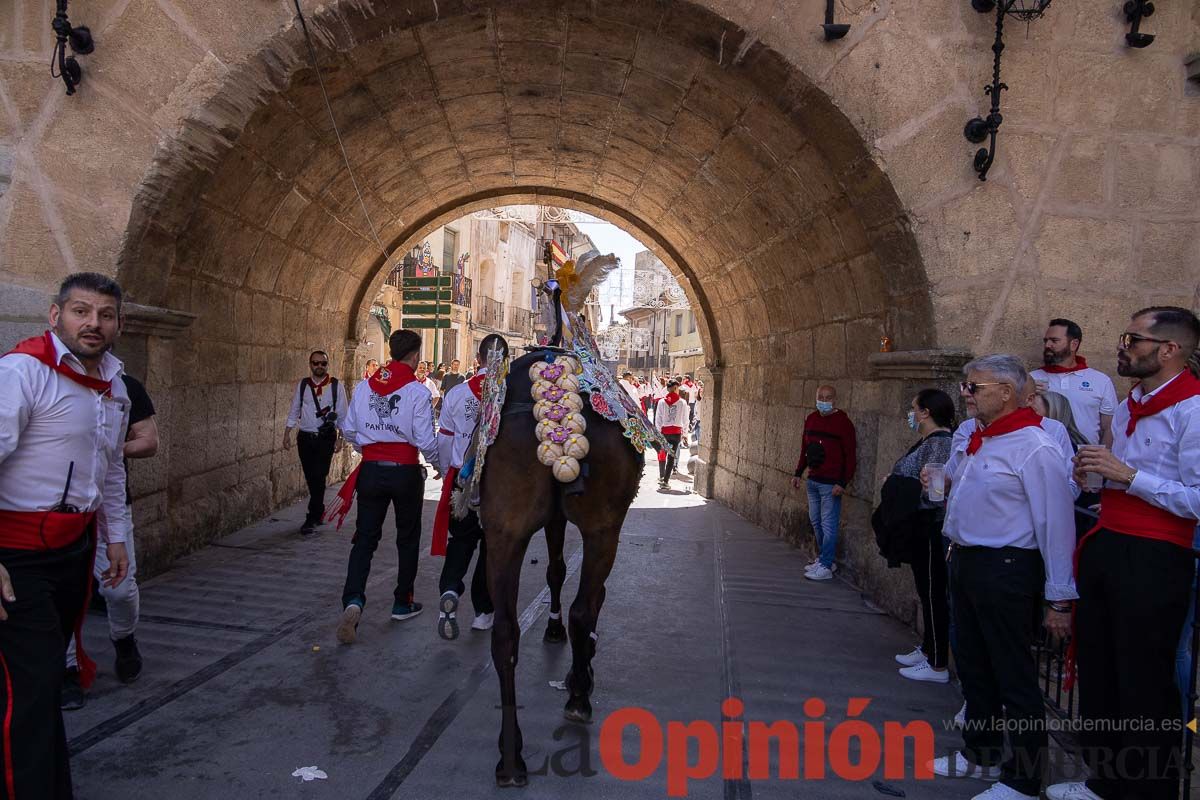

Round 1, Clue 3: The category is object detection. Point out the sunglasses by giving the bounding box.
[311,361,328,367]
[1118,332,1170,350]
[959,381,1007,395]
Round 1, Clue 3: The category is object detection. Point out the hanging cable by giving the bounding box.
[291,0,396,267]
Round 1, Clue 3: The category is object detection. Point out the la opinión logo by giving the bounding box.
[598,697,935,797]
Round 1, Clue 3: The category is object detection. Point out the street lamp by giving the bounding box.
[963,0,1053,181]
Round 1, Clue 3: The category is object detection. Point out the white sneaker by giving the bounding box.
[471,612,494,631]
[805,560,836,574]
[805,557,820,569]
[971,784,1036,800]
[899,662,950,683]
[895,646,927,667]
[929,751,1001,781]
[1045,783,1104,800]
[805,565,834,581]
[954,700,967,727]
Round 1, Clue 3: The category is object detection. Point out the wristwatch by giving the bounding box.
[1125,468,1138,485]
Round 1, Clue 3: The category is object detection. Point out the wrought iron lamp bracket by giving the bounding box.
[1123,0,1156,48]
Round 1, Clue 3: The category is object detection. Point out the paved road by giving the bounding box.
[67,457,984,800]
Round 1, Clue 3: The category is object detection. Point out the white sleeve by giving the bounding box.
[412,390,441,472]
[337,382,351,433]
[342,382,364,449]
[0,357,38,466]
[946,421,971,480]
[98,398,132,544]
[1050,423,1082,500]
[1099,375,1118,416]
[1127,408,1200,521]
[286,381,303,429]
[1020,444,1078,601]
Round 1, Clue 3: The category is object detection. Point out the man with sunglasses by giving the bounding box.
[1047,307,1200,800]
[284,350,349,535]
[931,355,1075,800]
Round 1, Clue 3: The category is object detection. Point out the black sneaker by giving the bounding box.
[390,601,423,621]
[300,517,317,536]
[61,668,86,711]
[113,634,143,683]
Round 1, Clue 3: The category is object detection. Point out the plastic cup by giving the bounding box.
[926,462,946,502]
[1078,444,1107,492]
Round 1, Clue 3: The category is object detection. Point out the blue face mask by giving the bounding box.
[816,401,834,415]
[907,411,919,431]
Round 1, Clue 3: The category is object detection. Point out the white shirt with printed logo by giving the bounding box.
[342,378,441,472]
[1029,366,1118,445]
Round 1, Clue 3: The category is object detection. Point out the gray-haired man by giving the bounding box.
[930,354,1076,800]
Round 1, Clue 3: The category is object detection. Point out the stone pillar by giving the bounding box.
[117,303,197,576]
[694,363,723,499]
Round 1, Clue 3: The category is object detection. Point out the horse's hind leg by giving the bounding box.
[563,528,619,723]
[543,515,568,644]
[488,526,535,787]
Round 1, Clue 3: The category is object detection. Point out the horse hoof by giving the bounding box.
[543,621,567,644]
[495,758,529,788]
[563,700,593,723]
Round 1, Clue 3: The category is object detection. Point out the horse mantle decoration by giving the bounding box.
[451,256,666,787]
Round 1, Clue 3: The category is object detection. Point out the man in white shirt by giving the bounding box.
[433,335,507,640]
[931,355,1075,800]
[283,350,349,535]
[331,330,441,644]
[0,272,132,798]
[1048,307,1200,800]
[618,372,640,406]
[1030,318,1118,447]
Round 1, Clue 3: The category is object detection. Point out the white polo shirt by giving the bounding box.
[1030,365,1118,445]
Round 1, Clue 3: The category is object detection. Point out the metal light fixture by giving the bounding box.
[1123,0,1155,48]
[822,0,850,41]
[50,0,94,95]
[963,0,1052,181]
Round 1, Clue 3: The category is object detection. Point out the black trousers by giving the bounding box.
[438,509,492,614]
[341,463,424,609]
[0,536,92,800]
[297,432,336,522]
[659,433,682,481]
[950,545,1047,796]
[909,511,949,669]
[1077,529,1192,800]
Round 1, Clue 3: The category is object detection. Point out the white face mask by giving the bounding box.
[816,400,834,415]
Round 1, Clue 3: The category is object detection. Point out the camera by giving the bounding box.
[317,411,339,438]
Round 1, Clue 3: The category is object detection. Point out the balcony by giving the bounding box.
[506,306,534,339]
[474,294,506,331]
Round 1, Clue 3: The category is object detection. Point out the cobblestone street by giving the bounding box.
[67,459,983,800]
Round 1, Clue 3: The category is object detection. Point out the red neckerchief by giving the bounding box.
[467,372,486,400]
[1126,370,1200,435]
[308,374,331,396]
[368,361,417,395]
[966,407,1043,455]
[1041,356,1088,374]
[663,392,681,406]
[6,331,112,396]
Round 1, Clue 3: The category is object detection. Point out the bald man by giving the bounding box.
[792,385,857,581]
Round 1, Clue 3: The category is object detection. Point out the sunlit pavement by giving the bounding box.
[68,455,997,800]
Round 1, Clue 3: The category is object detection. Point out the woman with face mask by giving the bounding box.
[872,389,956,684]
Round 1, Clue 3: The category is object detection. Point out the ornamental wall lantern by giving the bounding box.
[50,0,94,95]
[822,0,850,41]
[963,0,1053,181]
[1123,1,1156,48]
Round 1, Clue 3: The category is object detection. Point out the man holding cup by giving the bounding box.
[1048,307,1200,800]
[930,355,1075,800]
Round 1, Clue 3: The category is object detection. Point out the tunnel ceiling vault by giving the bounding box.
[117,0,934,372]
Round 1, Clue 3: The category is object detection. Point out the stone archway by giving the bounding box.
[109,0,938,596]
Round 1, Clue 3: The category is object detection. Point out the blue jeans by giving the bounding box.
[806,481,842,568]
[1175,526,1200,717]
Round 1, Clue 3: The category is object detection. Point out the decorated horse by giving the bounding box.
[452,252,665,786]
